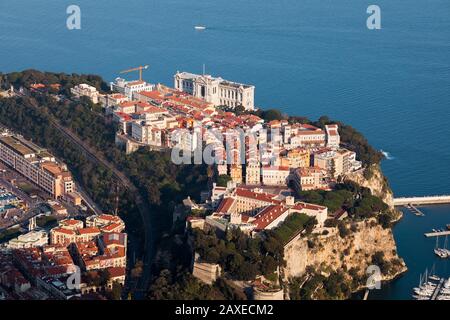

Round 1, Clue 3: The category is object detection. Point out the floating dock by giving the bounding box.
[424,231,450,238]
[404,204,425,216]
[363,289,369,300]
[430,278,445,300]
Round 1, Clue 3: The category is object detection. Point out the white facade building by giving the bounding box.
[131,121,163,147]
[70,84,100,104]
[99,93,129,108]
[174,72,255,110]
[110,77,154,99]
[261,166,290,186]
[325,124,340,149]
[6,230,49,249]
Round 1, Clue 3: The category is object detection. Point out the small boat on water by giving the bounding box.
[434,248,448,258]
[429,264,440,281]
[413,270,434,299]
[194,25,206,30]
[444,278,450,289]
[429,264,438,280]
[446,224,450,230]
[434,236,449,258]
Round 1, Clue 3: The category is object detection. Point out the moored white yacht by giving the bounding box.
[434,236,448,258]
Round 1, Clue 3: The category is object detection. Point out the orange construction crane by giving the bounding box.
[119,65,149,82]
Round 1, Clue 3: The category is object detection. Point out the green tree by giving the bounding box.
[217,174,232,187]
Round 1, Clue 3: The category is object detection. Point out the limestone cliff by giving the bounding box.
[283,220,407,291]
[345,164,394,209]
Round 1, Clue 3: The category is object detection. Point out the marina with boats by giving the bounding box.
[413,266,450,300]
[433,235,450,259]
[365,205,450,300]
[412,223,450,299]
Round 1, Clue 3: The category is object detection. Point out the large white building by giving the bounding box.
[261,166,291,186]
[174,72,255,110]
[313,148,361,179]
[325,124,340,149]
[288,124,326,149]
[131,122,163,147]
[6,230,49,249]
[110,77,154,100]
[70,84,100,104]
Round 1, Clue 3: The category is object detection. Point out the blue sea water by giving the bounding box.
[0,0,449,299]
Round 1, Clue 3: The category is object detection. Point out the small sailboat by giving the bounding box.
[443,235,450,257]
[413,270,433,298]
[428,263,441,281]
[429,264,440,281]
[434,236,448,258]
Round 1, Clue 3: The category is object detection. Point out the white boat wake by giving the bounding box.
[380,150,394,160]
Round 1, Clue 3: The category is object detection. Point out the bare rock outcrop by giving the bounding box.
[283,220,407,286]
[345,164,394,209]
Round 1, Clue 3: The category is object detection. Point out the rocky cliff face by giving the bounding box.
[283,220,407,287]
[345,164,394,209]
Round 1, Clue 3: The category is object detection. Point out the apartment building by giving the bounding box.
[0,135,75,198]
[131,122,164,147]
[292,167,330,192]
[70,84,100,104]
[98,93,129,108]
[85,214,125,233]
[280,148,311,168]
[229,165,243,184]
[288,124,326,149]
[261,166,291,186]
[245,162,261,185]
[50,227,100,245]
[73,233,127,271]
[110,77,154,99]
[325,124,340,149]
[313,148,361,179]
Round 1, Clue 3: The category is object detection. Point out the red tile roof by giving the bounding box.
[216,197,236,213]
[52,228,76,235]
[235,188,281,204]
[138,90,164,100]
[78,227,100,235]
[252,205,289,230]
[107,267,126,278]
